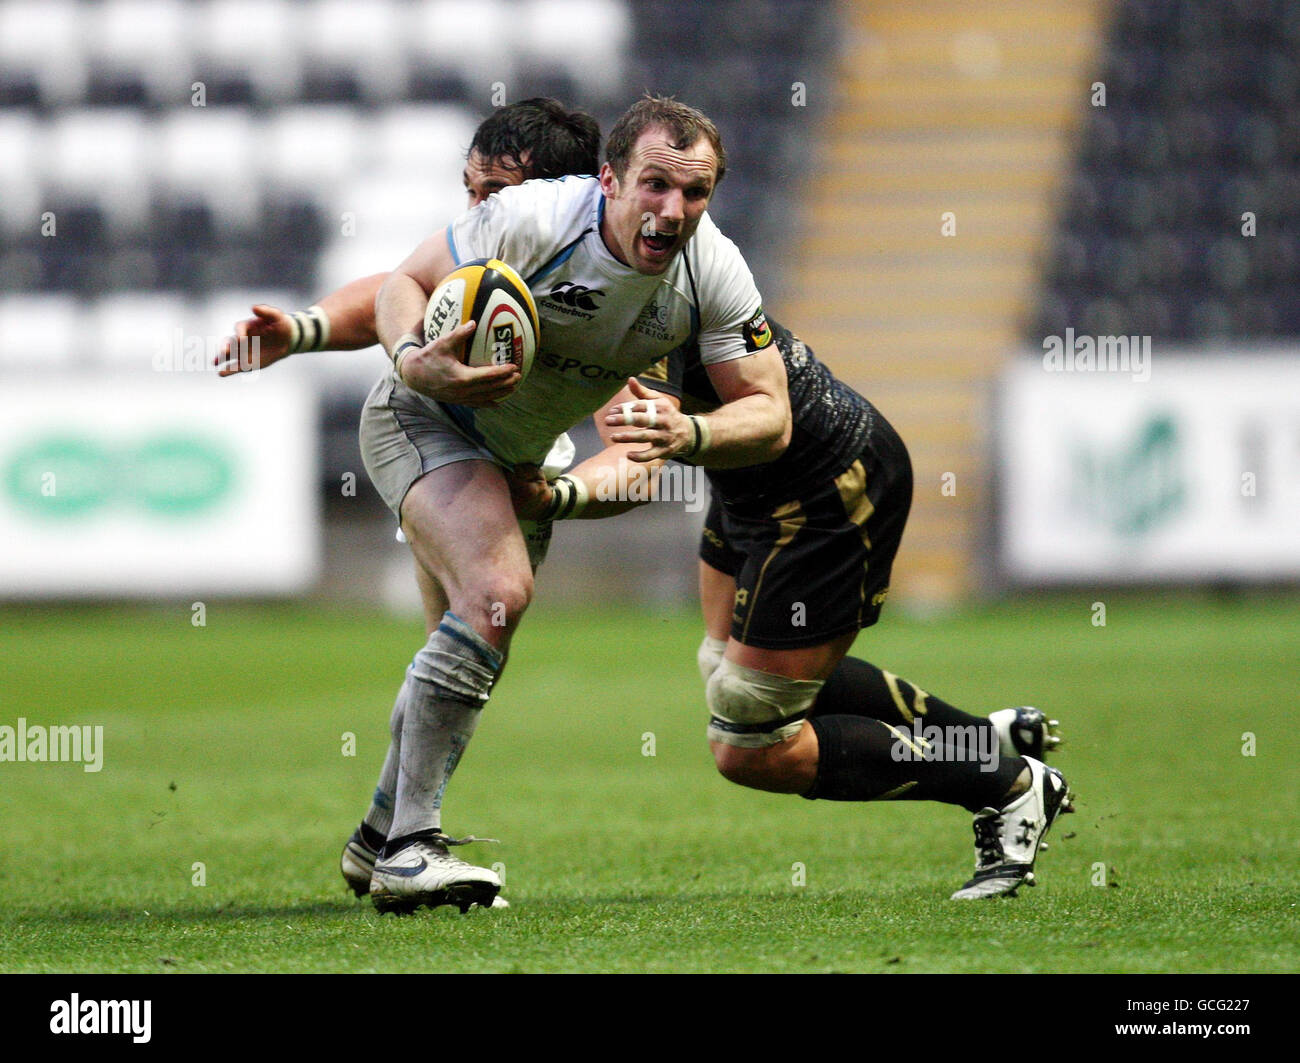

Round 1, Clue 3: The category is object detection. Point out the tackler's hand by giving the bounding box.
[603,377,692,462]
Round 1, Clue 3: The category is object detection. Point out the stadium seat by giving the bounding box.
[1037,0,1300,341]
[0,0,87,106]
[0,72,40,107]
[408,1,517,90]
[89,291,194,370]
[300,0,406,104]
[517,0,631,99]
[155,109,260,232]
[260,107,363,194]
[0,112,42,237]
[85,0,192,106]
[370,105,477,184]
[44,109,152,235]
[193,0,303,106]
[0,293,83,369]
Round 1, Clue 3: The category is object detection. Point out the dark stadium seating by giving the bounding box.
[1034,0,1300,341]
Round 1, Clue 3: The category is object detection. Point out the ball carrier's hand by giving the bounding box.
[604,377,702,462]
[396,320,521,407]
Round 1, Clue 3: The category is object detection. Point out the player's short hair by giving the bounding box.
[604,95,727,185]
[469,98,602,180]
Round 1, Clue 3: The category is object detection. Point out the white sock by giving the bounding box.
[387,614,502,844]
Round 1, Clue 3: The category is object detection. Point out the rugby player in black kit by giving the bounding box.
[516,315,1075,899]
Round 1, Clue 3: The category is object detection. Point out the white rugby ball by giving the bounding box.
[423,258,538,380]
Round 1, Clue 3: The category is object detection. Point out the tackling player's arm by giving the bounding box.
[374,229,519,407]
[506,383,675,522]
[508,346,792,523]
[605,345,790,468]
[215,273,389,376]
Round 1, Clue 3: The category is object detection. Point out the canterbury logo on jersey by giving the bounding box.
[544,283,606,317]
[536,350,625,382]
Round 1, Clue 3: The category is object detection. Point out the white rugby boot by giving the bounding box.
[343,826,509,908]
[370,831,503,915]
[951,757,1074,899]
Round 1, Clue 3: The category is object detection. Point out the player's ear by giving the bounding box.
[599,163,619,198]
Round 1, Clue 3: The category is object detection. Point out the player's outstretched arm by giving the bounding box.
[376,230,520,407]
[214,273,388,376]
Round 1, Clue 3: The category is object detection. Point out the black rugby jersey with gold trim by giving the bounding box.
[640,317,879,507]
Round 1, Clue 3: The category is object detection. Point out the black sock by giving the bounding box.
[358,821,386,852]
[804,715,1025,812]
[379,828,440,859]
[812,656,996,740]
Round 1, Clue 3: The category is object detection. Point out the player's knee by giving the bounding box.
[470,571,534,632]
[711,738,814,793]
[705,659,823,773]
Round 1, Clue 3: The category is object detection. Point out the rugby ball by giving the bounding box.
[423,258,538,380]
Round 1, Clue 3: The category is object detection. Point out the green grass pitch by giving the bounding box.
[0,592,1296,974]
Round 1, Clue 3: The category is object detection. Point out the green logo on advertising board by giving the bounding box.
[4,434,235,520]
[1070,415,1186,537]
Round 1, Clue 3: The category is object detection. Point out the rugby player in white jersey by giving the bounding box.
[367,95,793,913]
[220,100,602,910]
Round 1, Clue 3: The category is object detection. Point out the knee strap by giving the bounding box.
[697,635,727,684]
[706,659,824,749]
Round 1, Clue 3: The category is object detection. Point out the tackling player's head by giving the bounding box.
[599,95,726,275]
[464,98,602,207]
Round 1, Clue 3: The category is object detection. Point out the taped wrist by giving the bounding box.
[538,474,588,521]
[391,332,423,381]
[287,305,331,354]
[682,415,712,460]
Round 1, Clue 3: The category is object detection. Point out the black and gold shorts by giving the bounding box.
[699,425,912,650]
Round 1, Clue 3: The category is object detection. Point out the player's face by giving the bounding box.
[598,127,717,275]
[463,150,528,208]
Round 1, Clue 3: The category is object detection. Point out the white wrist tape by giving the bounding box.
[287,305,331,354]
[683,415,712,459]
[391,332,423,380]
[540,474,589,521]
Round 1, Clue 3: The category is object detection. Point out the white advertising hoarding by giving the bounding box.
[0,375,319,595]
[999,352,1300,581]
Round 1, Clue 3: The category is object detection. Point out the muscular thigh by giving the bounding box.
[399,459,530,610]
